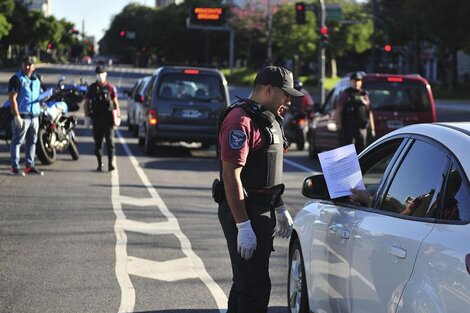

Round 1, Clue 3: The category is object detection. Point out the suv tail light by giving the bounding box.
[387,77,403,83]
[148,109,158,125]
[184,69,200,75]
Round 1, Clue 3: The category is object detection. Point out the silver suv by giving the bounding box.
[137,66,230,155]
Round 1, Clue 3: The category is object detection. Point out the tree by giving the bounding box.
[0,0,14,39]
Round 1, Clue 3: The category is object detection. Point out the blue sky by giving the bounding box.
[51,0,152,41]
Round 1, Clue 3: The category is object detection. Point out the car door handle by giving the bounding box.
[328,225,350,239]
[389,246,407,259]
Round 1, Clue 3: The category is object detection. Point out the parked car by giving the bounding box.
[127,76,151,137]
[137,66,230,155]
[307,73,436,158]
[288,122,470,313]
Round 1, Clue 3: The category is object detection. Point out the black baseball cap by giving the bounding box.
[95,65,107,74]
[22,56,36,65]
[350,72,364,81]
[254,66,304,97]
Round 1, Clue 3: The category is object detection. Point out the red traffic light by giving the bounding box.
[120,31,126,37]
[384,44,392,52]
[297,4,304,11]
[47,42,53,49]
[320,26,328,36]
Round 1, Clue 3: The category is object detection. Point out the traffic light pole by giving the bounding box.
[318,0,326,105]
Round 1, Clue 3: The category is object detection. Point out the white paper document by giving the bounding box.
[318,144,365,199]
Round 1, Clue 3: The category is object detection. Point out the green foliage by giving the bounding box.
[272,4,318,63]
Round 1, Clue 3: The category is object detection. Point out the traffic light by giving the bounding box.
[383,44,392,53]
[119,30,126,38]
[47,42,53,49]
[295,2,306,25]
[319,25,328,47]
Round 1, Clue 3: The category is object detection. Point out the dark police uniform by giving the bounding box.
[337,86,371,152]
[86,81,116,170]
[214,99,286,313]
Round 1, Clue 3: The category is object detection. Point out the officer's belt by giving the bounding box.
[244,184,285,208]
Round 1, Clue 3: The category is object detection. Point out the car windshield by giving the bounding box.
[157,73,225,102]
[364,81,431,112]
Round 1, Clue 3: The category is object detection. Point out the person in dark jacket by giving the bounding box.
[84,66,121,171]
[336,72,375,153]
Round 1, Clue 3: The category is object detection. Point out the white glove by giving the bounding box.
[236,220,257,260]
[14,115,24,129]
[84,116,92,128]
[371,128,376,138]
[275,206,293,238]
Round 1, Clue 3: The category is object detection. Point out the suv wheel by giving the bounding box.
[144,128,154,155]
[308,131,317,159]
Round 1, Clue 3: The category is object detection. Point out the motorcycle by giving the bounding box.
[1,84,84,165]
[283,106,307,151]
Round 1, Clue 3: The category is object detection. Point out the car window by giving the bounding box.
[361,138,405,199]
[440,164,470,222]
[322,88,335,112]
[145,76,156,100]
[364,81,431,112]
[379,140,448,218]
[157,73,225,101]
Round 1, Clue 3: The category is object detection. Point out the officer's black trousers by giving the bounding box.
[340,126,367,153]
[92,122,115,163]
[218,203,276,313]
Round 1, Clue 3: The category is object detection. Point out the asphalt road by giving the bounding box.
[0,64,318,313]
[0,64,469,313]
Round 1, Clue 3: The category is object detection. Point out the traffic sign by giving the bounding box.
[326,4,342,22]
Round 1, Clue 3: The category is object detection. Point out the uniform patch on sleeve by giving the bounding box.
[229,130,247,150]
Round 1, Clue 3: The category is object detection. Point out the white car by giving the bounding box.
[289,122,470,313]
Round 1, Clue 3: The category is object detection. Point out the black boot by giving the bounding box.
[108,157,115,171]
[96,156,103,172]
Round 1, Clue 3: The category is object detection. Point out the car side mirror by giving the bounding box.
[302,174,330,200]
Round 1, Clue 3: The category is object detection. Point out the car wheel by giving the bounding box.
[308,136,315,159]
[144,128,154,155]
[288,238,309,313]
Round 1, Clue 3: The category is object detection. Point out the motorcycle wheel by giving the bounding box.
[296,129,305,151]
[36,128,57,165]
[68,137,80,160]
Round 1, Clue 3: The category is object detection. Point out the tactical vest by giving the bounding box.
[15,71,41,115]
[342,87,369,127]
[217,98,286,207]
[89,83,113,119]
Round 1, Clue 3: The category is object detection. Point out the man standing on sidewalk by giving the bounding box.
[8,56,44,176]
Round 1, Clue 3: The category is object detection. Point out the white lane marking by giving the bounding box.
[284,157,317,173]
[113,129,228,313]
[127,256,200,282]
[111,164,136,313]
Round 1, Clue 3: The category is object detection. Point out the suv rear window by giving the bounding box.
[157,73,225,102]
[364,81,431,112]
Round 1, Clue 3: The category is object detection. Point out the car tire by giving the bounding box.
[288,238,309,313]
[308,132,317,159]
[144,128,154,155]
[132,123,139,137]
[296,129,305,151]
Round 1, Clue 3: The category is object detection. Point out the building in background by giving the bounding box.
[19,0,51,16]
[155,0,183,8]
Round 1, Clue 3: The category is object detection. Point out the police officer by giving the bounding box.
[84,66,121,171]
[336,72,375,153]
[214,66,302,313]
[8,56,43,176]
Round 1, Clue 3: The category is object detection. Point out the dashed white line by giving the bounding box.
[112,129,228,313]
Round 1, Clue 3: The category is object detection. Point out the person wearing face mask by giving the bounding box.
[84,66,121,172]
[213,66,302,313]
[8,56,44,176]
